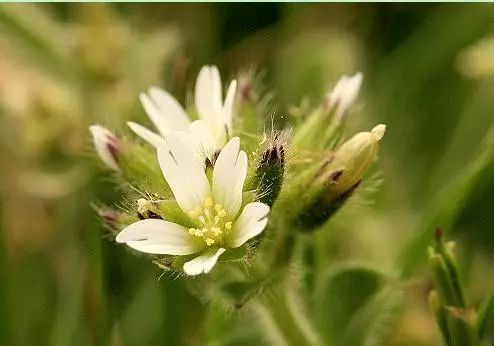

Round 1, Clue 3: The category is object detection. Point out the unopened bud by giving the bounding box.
[136,198,162,220]
[89,125,120,171]
[255,139,285,206]
[97,207,136,235]
[299,124,385,227]
[428,230,465,308]
[324,72,363,121]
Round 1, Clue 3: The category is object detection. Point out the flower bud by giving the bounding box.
[97,207,137,235]
[255,139,285,207]
[89,125,120,171]
[323,72,363,122]
[299,124,385,227]
[136,198,162,220]
[428,228,465,308]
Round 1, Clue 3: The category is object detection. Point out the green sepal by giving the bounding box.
[429,290,452,344]
[446,307,479,346]
[118,139,171,197]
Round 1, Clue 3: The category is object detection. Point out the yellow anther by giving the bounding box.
[218,209,227,217]
[205,238,215,246]
[204,198,213,208]
[211,227,222,236]
[214,204,223,212]
[188,228,196,235]
[225,222,232,230]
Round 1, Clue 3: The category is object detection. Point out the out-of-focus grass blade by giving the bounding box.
[0,208,10,345]
[48,259,85,346]
[0,4,81,83]
[397,126,494,277]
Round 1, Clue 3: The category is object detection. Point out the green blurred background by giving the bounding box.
[1,3,494,345]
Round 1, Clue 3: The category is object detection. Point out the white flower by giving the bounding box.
[89,125,120,171]
[128,65,237,162]
[116,137,270,276]
[325,72,363,121]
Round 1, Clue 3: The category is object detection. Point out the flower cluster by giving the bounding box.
[90,65,386,277]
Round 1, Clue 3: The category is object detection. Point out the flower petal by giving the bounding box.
[188,120,217,161]
[195,65,223,127]
[222,80,237,131]
[183,248,226,276]
[212,137,247,217]
[140,87,190,136]
[230,202,270,248]
[116,219,197,255]
[127,121,167,148]
[326,72,363,121]
[89,125,119,171]
[157,134,211,213]
[148,87,190,130]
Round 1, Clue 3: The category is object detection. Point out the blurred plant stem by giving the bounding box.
[0,209,10,345]
[397,125,494,277]
[254,290,320,346]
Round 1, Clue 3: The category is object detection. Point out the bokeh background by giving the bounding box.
[1,3,494,345]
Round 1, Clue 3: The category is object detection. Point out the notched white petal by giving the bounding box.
[158,135,210,213]
[127,121,167,149]
[231,202,270,248]
[212,137,247,217]
[116,219,196,255]
[183,248,226,276]
[147,87,190,131]
[222,80,237,131]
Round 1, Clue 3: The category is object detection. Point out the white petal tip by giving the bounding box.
[183,248,226,276]
[371,124,386,141]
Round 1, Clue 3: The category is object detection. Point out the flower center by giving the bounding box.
[188,197,232,246]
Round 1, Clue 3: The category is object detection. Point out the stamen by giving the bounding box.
[199,216,207,225]
[225,222,232,230]
[218,209,227,217]
[204,198,213,208]
[205,238,215,246]
[211,227,222,236]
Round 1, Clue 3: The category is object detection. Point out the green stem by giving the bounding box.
[256,290,320,346]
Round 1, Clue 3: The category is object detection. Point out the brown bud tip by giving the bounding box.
[435,228,444,241]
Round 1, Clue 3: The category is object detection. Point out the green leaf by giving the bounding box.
[341,285,404,346]
[314,265,386,344]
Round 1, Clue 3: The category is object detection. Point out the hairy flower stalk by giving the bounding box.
[128,65,237,162]
[89,125,120,170]
[298,124,386,227]
[116,136,270,276]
